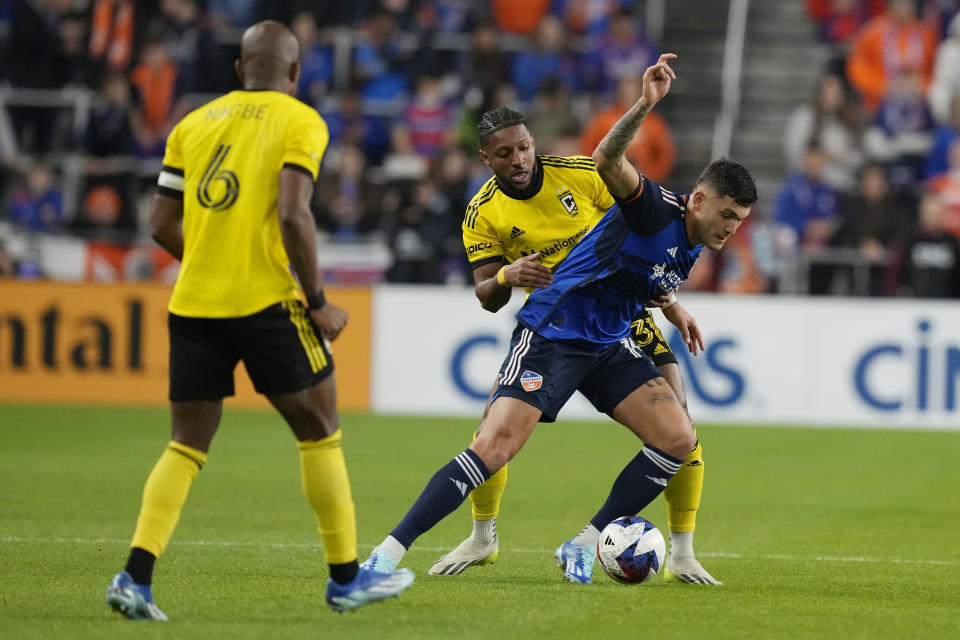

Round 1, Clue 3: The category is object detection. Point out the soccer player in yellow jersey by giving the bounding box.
[428,105,721,585]
[104,21,413,620]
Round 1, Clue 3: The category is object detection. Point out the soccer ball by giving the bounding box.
[596,516,666,584]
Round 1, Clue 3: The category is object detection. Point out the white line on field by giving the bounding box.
[2,535,958,567]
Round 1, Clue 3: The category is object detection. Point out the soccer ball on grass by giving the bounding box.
[596,515,666,584]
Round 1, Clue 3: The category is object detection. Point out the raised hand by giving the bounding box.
[641,53,677,107]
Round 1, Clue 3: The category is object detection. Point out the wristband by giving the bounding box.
[306,289,327,310]
[661,292,678,309]
[496,265,509,287]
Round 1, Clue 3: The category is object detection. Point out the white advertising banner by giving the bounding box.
[372,287,960,430]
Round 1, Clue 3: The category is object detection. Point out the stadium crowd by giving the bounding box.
[0,0,957,297]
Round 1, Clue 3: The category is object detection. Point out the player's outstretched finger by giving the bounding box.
[658,53,678,63]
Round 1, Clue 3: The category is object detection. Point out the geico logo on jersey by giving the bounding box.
[520,370,543,391]
[466,242,493,255]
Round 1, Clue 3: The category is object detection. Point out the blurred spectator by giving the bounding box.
[774,144,839,249]
[807,0,884,45]
[581,8,657,96]
[460,23,509,98]
[863,71,935,192]
[129,40,182,157]
[84,73,135,159]
[559,0,625,36]
[148,0,218,94]
[924,92,960,178]
[832,162,904,295]
[88,0,135,77]
[292,11,334,110]
[892,190,960,296]
[352,11,410,102]
[510,15,580,102]
[846,0,938,112]
[526,78,581,155]
[70,183,136,240]
[927,138,960,238]
[4,0,85,152]
[207,0,261,28]
[384,179,449,283]
[579,75,675,182]
[492,0,551,34]
[392,74,458,159]
[928,13,960,124]
[784,73,863,192]
[315,145,380,238]
[9,163,64,232]
[324,91,392,166]
[0,240,17,277]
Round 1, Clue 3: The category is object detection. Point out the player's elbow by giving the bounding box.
[592,146,610,172]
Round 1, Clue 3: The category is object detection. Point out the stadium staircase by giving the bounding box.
[660,0,822,201]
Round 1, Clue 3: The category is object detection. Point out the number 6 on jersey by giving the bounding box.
[197,144,239,211]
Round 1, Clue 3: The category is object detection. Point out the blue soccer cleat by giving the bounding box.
[105,571,168,621]
[325,566,415,613]
[359,548,400,573]
[554,539,596,584]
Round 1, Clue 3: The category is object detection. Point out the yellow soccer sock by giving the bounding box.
[130,441,207,557]
[298,430,358,565]
[469,430,508,522]
[664,439,704,534]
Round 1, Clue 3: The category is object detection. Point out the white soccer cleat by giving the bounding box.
[428,537,498,576]
[664,554,723,585]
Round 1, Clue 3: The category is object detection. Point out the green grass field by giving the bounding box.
[2,404,959,639]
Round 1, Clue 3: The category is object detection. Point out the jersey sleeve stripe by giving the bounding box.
[161,164,184,177]
[469,255,504,268]
[282,162,317,181]
[618,178,645,204]
[464,182,499,229]
[157,185,183,199]
[540,159,596,172]
[158,170,185,192]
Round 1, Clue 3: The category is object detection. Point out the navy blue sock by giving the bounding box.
[390,449,490,549]
[589,444,684,531]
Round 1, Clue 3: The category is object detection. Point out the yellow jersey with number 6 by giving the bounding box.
[158,90,329,318]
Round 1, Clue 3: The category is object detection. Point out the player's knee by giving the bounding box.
[659,421,696,460]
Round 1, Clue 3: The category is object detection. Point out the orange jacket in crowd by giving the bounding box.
[492,0,551,34]
[846,12,938,111]
[579,109,675,183]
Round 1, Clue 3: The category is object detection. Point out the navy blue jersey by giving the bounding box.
[516,175,703,347]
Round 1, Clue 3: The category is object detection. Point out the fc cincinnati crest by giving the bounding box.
[520,370,543,392]
[556,186,579,217]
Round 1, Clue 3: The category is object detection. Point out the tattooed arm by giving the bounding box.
[592,53,677,199]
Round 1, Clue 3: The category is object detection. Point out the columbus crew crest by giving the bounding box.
[556,186,579,217]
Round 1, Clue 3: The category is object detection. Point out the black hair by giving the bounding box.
[695,158,757,207]
[477,105,527,148]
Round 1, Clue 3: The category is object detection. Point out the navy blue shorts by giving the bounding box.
[494,324,662,422]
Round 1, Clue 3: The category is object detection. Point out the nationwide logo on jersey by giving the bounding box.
[510,226,526,239]
[520,370,543,392]
[556,186,579,217]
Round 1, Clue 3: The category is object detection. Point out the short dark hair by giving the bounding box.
[477,106,527,148]
[695,158,757,207]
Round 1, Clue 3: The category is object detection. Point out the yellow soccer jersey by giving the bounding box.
[462,155,616,289]
[158,90,329,318]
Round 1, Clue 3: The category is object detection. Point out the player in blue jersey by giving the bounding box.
[362,53,757,585]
